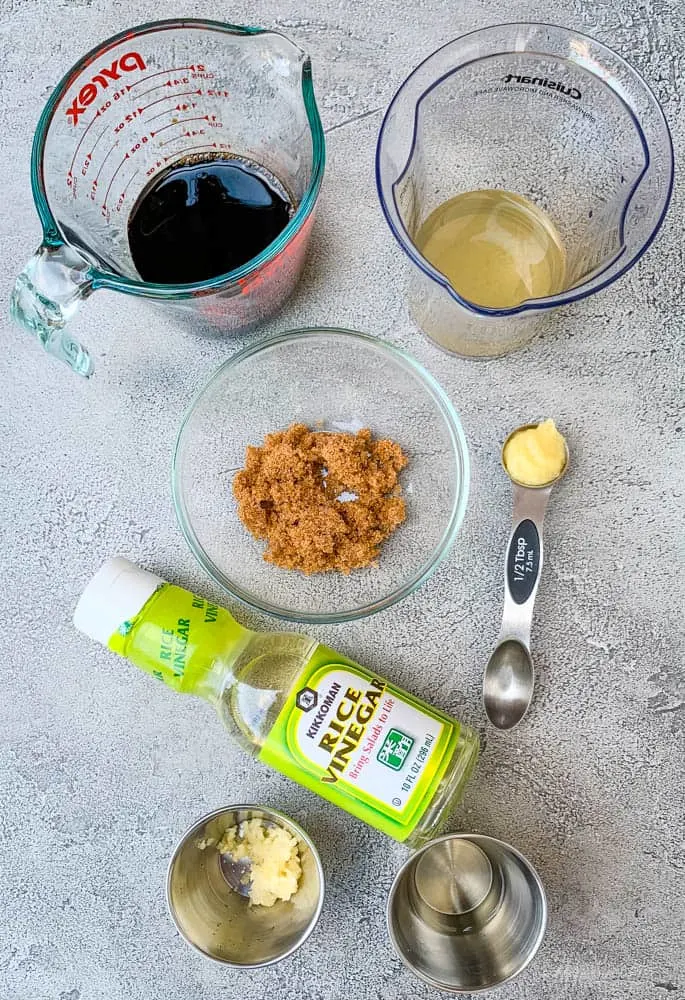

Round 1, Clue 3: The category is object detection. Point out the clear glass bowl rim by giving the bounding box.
[172,327,470,623]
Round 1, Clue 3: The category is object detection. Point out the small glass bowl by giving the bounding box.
[172,328,469,623]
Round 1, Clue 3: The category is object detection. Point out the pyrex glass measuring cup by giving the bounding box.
[376,23,673,358]
[11,19,325,376]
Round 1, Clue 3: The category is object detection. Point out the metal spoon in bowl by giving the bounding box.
[483,424,569,730]
[220,852,253,897]
[217,817,283,898]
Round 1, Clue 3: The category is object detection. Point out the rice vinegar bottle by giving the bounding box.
[74,558,479,847]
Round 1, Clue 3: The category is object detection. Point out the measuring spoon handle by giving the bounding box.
[498,484,552,648]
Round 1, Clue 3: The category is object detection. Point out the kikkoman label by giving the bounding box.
[260,644,460,841]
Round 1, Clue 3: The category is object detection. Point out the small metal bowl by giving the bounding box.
[167,805,324,968]
[387,833,547,993]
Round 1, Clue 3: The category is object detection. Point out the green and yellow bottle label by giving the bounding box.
[107,584,246,692]
[260,644,460,841]
[104,583,462,842]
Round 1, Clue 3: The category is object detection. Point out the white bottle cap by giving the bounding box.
[74,556,164,646]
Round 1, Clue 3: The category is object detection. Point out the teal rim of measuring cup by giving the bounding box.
[30,18,326,300]
[375,21,674,318]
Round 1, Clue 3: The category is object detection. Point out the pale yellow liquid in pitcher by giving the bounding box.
[415,190,566,308]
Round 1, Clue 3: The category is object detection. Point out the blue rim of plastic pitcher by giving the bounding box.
[375,22,674,318]
[172,328,470,624]
[30,18,325,299]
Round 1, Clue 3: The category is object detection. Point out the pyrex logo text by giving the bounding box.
[66,52,146,124]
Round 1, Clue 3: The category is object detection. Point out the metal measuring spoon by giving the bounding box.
[216,820,256,898]
[483,424,569,730]
[217,817,282,898]
[219,852,253,897]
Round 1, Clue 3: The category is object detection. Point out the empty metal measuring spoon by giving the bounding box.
[483,424,569,730]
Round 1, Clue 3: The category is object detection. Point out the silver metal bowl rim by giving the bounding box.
[166,803,325,969]
[386,832,548,994]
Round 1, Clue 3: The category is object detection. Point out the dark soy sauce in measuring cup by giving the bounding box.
[127,154,293,284]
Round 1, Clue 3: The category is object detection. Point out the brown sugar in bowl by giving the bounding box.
[233,423,408,574]
[172,328,470,623]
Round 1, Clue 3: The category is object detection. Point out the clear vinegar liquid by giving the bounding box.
[215,631,479,849]
[218,632,316,753]
[414,190,566,308]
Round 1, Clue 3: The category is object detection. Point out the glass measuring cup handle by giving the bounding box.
[11,240,94,376]
[498,484,552,648]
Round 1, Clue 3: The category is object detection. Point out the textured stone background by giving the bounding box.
[0,1,683,999]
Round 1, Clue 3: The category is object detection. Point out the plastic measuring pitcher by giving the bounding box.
[376,23,673,358]
[11,19,325,376]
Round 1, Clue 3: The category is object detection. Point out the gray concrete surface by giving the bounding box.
[1,1,683,998]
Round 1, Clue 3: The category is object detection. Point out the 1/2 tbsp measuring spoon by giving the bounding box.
[483,424,569,731]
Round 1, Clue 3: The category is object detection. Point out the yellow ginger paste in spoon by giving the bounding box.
[503,419,567,487]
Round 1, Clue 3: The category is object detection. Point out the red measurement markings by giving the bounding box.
[147,101,198,124]
[121,169,139,198]
[115,169,139,212]
[160,129,206,147]
[126,134,154,157]
[137,75,198,99]
[103,151,131,207]
[102,147,138,211]
[67,108,104,187]
[91,122,110,153]
[117,170,140,202]
[79,122,109,177]
[129,65,202,90]
[93,86,131,121]
[140,89,202,115]
[91,142,119,200]
[145,158,165,177]
[151,116,213,144]
[137,81,176,99]
[113,107,145,134]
